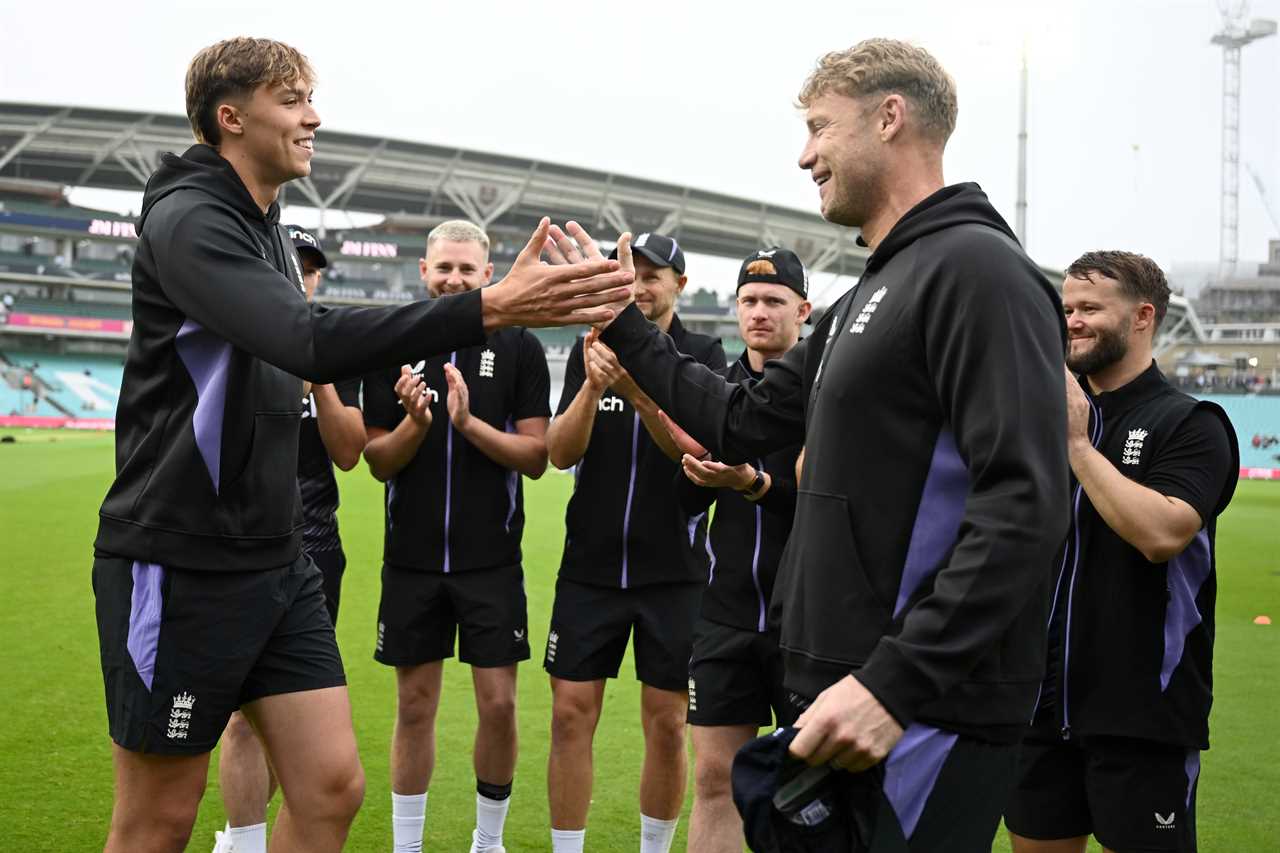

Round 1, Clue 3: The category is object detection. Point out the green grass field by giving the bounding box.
[1,427,1277,851]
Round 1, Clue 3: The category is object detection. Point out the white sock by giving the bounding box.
[475,792,511,849]
[392,792,428,853]
[639,814,679,853]
[550,827,586,853]
[228,822,267,853]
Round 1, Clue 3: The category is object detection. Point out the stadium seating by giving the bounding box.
[1,351,125,418]
[1201,393,1280,469]
[9,297,131,319]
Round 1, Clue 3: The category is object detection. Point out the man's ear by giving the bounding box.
[879,93,907,143]
[216,99,247,140]
[1134,302,1157,334]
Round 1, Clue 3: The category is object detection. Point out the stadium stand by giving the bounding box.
[1202,394,1280,470]
[1,350,125,417]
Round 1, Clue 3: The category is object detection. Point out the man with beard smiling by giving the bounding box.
[1005,252,1238,853]
[362,220,551,853]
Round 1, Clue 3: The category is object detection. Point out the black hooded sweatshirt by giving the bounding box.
[601,183,1070,742]
[95,145,484,572]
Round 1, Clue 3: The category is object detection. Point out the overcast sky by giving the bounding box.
[4,0,1280,295]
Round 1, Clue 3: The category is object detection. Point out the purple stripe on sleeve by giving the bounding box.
[175,320,232,493]
[894,430,969,617]
[126,561,165,691]
[882,723,959,839]
[1185,750,1201,809]
[1162,530,1212,690]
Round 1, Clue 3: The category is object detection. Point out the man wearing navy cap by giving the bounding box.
[212,224,367,853]
[675,248,809,853]
[543,231,725,853]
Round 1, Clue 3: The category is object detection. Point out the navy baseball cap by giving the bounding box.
[731,727,907,852]
[738,247,808,298]
[609,232,685,275]
[287,225,328,268]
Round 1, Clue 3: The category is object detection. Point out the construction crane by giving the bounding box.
[1212,0,1276,281]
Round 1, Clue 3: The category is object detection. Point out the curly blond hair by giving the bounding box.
[797,39,957,144]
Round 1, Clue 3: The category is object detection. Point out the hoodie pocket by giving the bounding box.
[220,412,300,537]
[779,490,893,666]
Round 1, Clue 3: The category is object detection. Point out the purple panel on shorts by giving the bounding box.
[895,430,969,617]
[882,722,958,839]
[175,319,232,493]
[1161,530,1211,691]
[126,561,165,691]
[1184,750,1200,809]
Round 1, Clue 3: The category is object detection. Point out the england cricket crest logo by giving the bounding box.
[479,349,496,378]
[849,287,888,334]
[167,692,195,740]
[1122,428,1148,466]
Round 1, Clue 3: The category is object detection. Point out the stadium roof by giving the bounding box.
[0,100,870,278]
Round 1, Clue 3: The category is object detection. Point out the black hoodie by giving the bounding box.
[95,145,484,572]
[601,183,1070,742]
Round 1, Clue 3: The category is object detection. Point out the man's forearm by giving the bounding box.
[458,418,548,478]
[628,389,681,461]
[314,384,366,471]
[1070,439,1200,562]
[364,418,428,481]
[546,385,601,469]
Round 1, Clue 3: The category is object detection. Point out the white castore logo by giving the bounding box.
[479,349,496,378]
[756,249,777,258]
[167,692,195,740]
[849,287,888,334]
[1155,811,1175,829]
[1123,428,1148,466]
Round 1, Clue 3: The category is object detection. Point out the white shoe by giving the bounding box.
[469,828,506,853]
[212,828,236,853]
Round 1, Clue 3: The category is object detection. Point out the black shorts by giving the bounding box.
[93,553,345,756]
[1005,723,1201,852]
[543,578,701,692]
[375,563,530,668]
[687,618,797,728]
[308,546,346,626]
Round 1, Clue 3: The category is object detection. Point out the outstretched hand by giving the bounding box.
[480,218,634,331]
[544,222,635,329]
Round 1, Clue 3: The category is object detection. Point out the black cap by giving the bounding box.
[287,225,328,268]
[731,727,900,852]
[737,247,807,298]
[609,232,685,275]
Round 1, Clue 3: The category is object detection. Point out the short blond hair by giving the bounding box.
[745,259,777,276]
[797,39,958,144]
[185,37,315,145]
[426,220,490,259]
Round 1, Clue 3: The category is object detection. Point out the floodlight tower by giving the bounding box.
[1212,1,1277,281]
